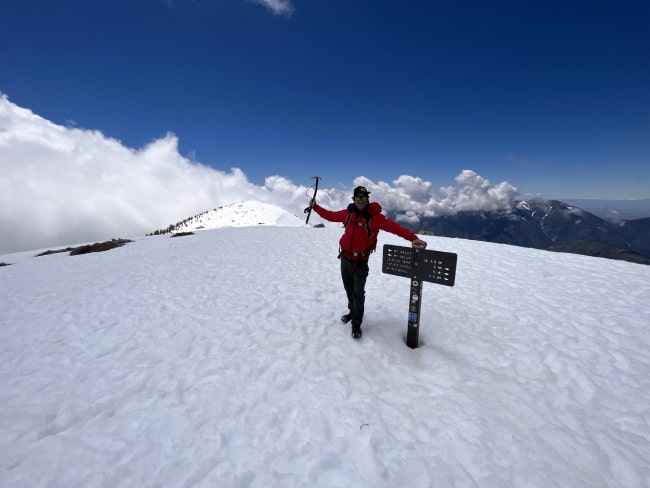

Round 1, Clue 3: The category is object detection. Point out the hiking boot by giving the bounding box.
[341,313,352,323]
[351,323,362,339]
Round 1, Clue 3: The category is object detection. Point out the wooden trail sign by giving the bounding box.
[382,244,458,348]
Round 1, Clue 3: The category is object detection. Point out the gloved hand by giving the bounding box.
[412,238,427,249]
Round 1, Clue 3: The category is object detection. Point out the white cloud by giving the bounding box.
[439,170,519,212]
[344,171,519,224]
[0,95,262,253]
[0,95,519,254]
[246,0,294,17]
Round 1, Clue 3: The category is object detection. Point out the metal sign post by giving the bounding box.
[382,244,458,348]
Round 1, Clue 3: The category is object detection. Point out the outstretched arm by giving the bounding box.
[376,214,428,248]
[311,201,348,223]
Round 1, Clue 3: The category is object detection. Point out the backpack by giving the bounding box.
[343,207,378,255]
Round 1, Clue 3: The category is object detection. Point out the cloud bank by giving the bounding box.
[0,95,518,254]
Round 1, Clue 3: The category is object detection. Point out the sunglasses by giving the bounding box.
[354,195,369,201]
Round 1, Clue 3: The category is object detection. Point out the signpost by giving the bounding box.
[382,244,458,349]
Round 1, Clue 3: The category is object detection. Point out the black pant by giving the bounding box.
[340,257,369,327]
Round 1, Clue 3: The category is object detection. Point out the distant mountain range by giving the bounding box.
[151,199,650,266]
[561,198,650,221]
[393,199,650,265]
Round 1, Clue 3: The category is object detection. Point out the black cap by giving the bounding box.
[353,186,370,197]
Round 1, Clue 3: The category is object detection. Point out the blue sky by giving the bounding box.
[1,0,649,199]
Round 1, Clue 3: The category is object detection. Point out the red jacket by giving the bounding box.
[313,202,418,259]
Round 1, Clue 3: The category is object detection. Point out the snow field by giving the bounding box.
[1,226,649,487]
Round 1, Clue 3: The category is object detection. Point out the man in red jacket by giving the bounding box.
[310,185,427,339]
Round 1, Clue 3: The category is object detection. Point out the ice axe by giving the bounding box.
[304,176,321,224]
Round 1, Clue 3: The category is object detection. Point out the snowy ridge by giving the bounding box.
[171,200,303,233]
[1,228,650,487]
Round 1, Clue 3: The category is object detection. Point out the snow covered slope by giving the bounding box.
[169,200,304,233]
[1,228,649,487]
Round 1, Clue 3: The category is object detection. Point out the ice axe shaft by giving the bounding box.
[304,176,321,224]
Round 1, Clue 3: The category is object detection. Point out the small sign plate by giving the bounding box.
[382,245,457,286]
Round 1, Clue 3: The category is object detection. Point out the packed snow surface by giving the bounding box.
[1,225,650,487]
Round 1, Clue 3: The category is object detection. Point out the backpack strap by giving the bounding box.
[344,209,373,240]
